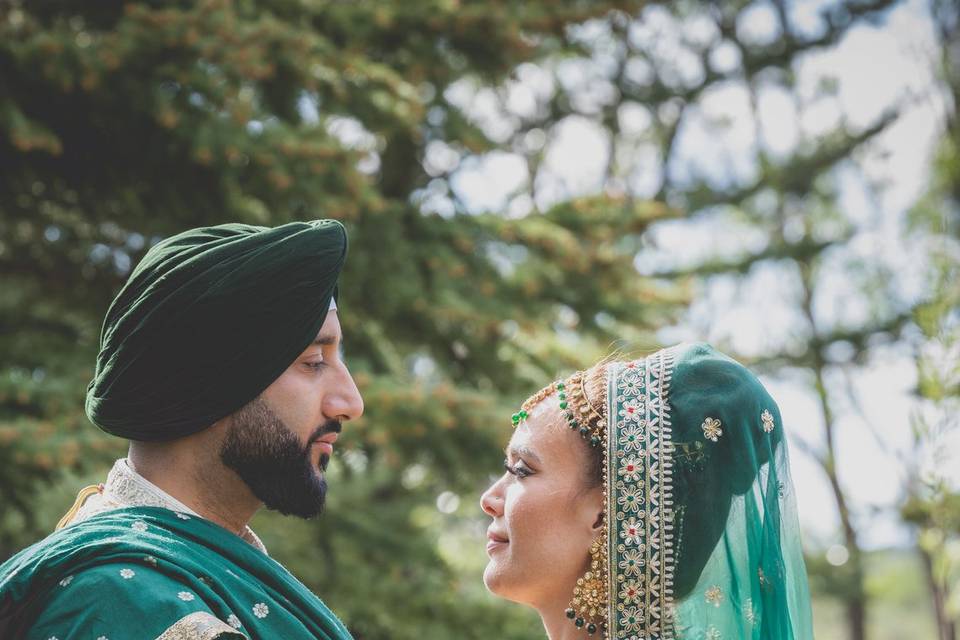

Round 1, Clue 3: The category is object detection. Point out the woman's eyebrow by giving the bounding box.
[505,445,542,465]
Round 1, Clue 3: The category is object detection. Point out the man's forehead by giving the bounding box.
[312,309,342,345]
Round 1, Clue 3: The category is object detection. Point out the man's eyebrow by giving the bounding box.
[312,334,339,346]
[505,445,542,465]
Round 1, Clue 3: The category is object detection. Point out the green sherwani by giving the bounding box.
[0,507,352,639]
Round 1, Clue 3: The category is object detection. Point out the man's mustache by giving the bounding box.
[307,420,342,445]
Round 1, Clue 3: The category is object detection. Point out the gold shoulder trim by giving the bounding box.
[155,611,247,640]
[55,484,102,531]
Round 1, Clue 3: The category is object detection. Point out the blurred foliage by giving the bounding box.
[1,0,958,638]
[902,2,960,633]
[0,0,681,637]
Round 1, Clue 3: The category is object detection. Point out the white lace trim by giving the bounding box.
[66,459,267,554]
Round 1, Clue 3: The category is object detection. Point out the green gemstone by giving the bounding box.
[556,382,565,390]
[559,401,568,409]
[575,617,585,628]
[570,419,579,429]
[565,608,576,619]
[590,436,600,448]
[587,623,598,634]
[579,427,589,437]
[558,392,566,400]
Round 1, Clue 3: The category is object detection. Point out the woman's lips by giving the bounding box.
[486,532,508,554]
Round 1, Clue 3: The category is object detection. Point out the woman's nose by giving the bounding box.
[480,478,505,517]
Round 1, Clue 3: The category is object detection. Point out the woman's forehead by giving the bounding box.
[507,399,579,463]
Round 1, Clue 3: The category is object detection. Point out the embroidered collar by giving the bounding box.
[63,458,268,554]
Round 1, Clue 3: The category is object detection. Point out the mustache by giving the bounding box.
[307,419,342,445]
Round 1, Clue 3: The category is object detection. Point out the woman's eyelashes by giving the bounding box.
[503,459,533,478]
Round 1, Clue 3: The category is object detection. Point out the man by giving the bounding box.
[0,220,364,639]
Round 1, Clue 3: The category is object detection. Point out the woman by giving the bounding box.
[481,343,814,639]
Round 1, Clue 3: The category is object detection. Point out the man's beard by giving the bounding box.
[220,396,340,519]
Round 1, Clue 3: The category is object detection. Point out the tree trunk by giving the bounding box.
[920,544,957,640]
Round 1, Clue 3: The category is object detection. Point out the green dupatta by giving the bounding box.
[604,344,813,639]
[0,507,352,639]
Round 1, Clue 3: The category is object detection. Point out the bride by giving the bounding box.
[480,343,814,639]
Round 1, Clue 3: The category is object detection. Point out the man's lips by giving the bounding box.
[313,433,338,456]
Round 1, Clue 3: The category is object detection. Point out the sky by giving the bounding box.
[440,0,953,550]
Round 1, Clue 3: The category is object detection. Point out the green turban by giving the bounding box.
[85,220,347,441]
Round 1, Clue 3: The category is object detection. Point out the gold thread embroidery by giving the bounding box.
[701,417,722,442]
[761,409,775,433]
[705,585,723,607]
[607,348,677,639]
[154,611,247,640]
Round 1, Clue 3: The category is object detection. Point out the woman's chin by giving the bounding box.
[482,561,514,599]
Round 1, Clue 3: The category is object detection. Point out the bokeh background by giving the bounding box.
[1,1,958,638]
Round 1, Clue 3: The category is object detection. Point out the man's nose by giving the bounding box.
[323,363,364,422]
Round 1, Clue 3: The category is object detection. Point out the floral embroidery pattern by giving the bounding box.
[252,602,269,618]
[701,417,722,442]
[619,549,643,576]
[143,555,158,567]
[177,591,195,601]
[607,349,677,638]
[705,585,723,606]
[227,614,242,629]
[130,520,148,533]
[175,512,191,520]
[619,606,643,633]
[619,399,644,423]
[58,575,73,587]
[619,580,642,604]
[618,457,642,482]
[617,486,643,511]
[620,518,643,546]
[761,409,775,433]
[706,626,722,640]
[119,568,135,579]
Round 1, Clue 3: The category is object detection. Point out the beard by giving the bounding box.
[219,396,340,519]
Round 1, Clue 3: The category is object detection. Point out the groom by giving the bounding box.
[0,220,363,639]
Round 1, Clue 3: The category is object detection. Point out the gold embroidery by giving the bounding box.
[705,585,723,606]
[761,409,775,433]
[607,348,677,638]
[701,417,723,442]
[154,611,246,640]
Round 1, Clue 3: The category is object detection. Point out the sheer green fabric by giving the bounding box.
[604,343,812,639]
[0,507,352,639]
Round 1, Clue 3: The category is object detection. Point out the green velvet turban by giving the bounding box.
[85,220,347,441]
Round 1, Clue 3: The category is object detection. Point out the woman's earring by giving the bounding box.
[565,536,608,636]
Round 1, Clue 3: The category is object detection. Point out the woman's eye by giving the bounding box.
[305,361,326,371]
[503,459,532,478]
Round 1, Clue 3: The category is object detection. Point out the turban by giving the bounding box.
[85,220,347,441]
